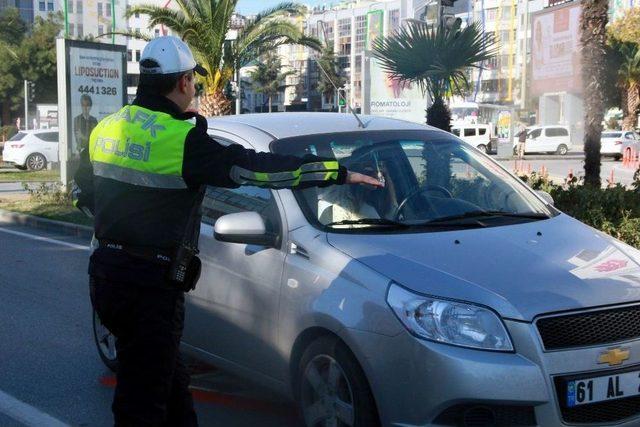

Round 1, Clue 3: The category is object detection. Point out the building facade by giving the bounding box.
[0,0,34,24]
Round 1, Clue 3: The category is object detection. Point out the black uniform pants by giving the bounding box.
[90,276,198,426]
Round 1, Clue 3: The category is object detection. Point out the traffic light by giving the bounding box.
[338,89,346,107]
[27,81,36,102]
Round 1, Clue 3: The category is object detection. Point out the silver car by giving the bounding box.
[94,113,640,427]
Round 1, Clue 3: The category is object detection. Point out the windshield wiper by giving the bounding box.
[325,218,410,228]
[423,210,550,225]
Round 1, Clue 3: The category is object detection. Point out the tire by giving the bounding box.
[614,154,622,161]
[513,146,518,155]
[477,144,488,154]
[296,336,380,427]
[25,153,46,171]
[556,144,568,155]
[93,308,118,372]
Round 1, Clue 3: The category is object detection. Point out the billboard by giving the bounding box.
[363,53,427,124]
[366,10,384,50]
[530,3,582,96]
[57,39,127,186]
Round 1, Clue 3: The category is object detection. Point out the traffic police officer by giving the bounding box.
[73,36,382,426]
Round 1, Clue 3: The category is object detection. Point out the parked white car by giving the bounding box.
[515,125,572,155]
[600,130,639,160]
[1,129,59,171]
[451,124,493,153]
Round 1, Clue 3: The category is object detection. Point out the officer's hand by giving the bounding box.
[346,171,385,188]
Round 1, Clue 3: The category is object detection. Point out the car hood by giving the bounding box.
[327,214,640,321]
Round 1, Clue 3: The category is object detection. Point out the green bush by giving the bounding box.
[518,172,640,248]
[21,182,71,205]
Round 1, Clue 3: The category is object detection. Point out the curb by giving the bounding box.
[0,208,93,240]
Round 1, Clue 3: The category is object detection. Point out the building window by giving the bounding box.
[77,1,82,13]
[135,50,141,62]
[106,3,111,17]
[39,1,45,11]
[69,23,74,36]
[97,2,102,16]
[127,50,132,62]
[47,1,54,10]
[67,0,73,13]
[154,28,160,38]
[135,11,140,18]
[77,24,83,37]
[355,15,366,52]
[98,25,104,35]
[388,9,400,34]
[338,18,351,56]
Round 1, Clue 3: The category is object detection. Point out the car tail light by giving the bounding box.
[614,141,623,145]
[10,144,24,148]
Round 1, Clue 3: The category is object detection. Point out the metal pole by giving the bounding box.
[235,66,241,115]
[111,0,116,44]
[23,80,28,130]
[520,0,529,110]
[63,0,69,37]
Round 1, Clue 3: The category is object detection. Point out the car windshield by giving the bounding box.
[272,130,556,232]
[602,132,622,138]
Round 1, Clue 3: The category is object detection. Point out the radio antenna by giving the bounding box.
[315,57,366,129]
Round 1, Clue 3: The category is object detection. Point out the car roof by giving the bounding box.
[206,112,433,150]
[19,128,58,134]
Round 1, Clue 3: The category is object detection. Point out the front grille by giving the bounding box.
[536,304,640,350]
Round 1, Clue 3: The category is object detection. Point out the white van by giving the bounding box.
[451,124,493,153]
[517,125,572,155]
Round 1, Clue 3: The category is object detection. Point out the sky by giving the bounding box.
[235,0,329,15]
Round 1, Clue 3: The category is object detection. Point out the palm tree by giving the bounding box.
[248,52,296,112]
[127,1,321,115]
[372,20,496,131]
[580,0,609,187]
[315,45,346,109]
[609,40,640,130]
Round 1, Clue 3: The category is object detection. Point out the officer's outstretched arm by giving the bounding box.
[182,131,382,189]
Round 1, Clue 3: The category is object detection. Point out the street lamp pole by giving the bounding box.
[23,80,28,130]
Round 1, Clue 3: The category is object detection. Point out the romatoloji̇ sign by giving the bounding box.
[56,39,126,188]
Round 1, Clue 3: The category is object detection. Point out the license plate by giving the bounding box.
[566,369,640,407]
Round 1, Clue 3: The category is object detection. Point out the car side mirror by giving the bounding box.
[535,190,554,206]
[214,212,277,247]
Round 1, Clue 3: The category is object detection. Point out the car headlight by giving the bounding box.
[386,283,514,352]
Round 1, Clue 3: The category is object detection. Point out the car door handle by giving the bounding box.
[289,242,309,259]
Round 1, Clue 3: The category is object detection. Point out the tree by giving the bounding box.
[608,40,640,130]
[315,45,346,108]
[607,7,640,44]
[127,1,321,116]
[580,0,609,187]
[372,20,496,131]
[248,52,295,112]
[0,10,61,126]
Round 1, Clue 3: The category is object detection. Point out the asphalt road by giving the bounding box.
[0,222,303,426]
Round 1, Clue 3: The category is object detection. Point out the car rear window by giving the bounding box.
[8,132,26,141]
[451,129,460,136]
[602,132,622,138]
[36,132,59,142]
[479,128,487,135]
[546,128,568,137]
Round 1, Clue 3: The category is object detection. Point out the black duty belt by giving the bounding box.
[98,240,174,265]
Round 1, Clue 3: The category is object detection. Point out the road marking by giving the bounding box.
[0,227,89,250]
[0,389,70,427]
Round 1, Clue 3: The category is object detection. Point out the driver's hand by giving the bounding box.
[346,171,385,188]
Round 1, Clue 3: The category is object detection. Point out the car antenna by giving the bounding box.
[315,59,366,129]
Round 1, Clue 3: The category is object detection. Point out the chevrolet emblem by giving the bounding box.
[598,348,630,366]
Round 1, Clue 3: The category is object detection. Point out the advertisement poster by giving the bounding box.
[68,45,125,155]
[531,3,582,96]
[364,54,426,124]
[57,39,126,186]
[366,10,384,50]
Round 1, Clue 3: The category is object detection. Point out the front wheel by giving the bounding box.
[556,144,568,155]
[477,144,488,154]
[296,336,380,427]
[93,308,117,372]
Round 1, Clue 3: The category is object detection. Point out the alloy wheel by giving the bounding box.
[27,154,45,171]
[301,355,356,427]
[93,310,117,363]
